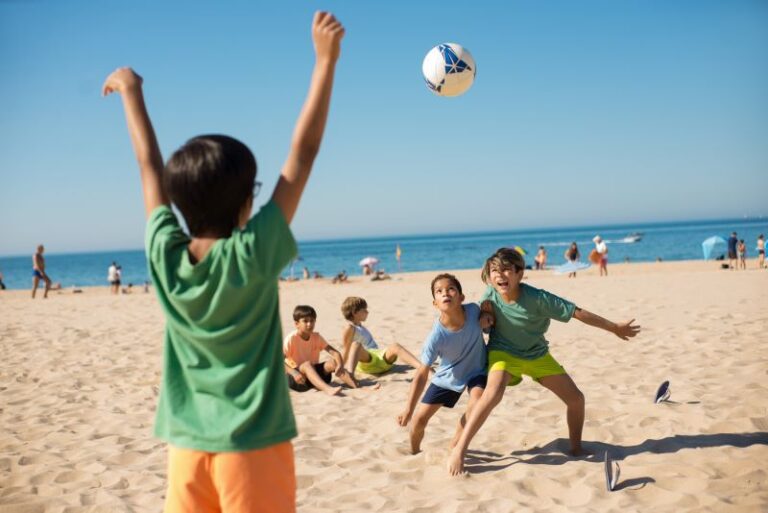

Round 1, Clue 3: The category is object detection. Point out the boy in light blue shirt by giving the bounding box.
[397,273,492,454]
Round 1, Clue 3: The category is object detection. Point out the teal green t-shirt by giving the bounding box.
[146,200,297,452]
[481,283,576,360]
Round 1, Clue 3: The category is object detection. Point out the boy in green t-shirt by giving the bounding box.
[447,247,640,476]
[103,12,345,512]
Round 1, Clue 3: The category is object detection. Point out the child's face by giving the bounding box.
[432,278,464,312]
[489,263,524,296]
[294,316,316,338]
[352,307,369,324]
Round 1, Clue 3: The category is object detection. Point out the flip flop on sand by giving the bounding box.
[604,451,620,492]
[654,380,671,404]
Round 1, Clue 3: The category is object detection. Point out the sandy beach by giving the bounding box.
[1,261,767,513]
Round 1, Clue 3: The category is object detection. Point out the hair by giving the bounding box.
[341,297,367,321]
[430,273,463,298]
[293,305,317,321]
[164,134,257,237]
[481,247,526,283]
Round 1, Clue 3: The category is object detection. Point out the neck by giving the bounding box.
[188,236,219,264]
[499,285,521,303]
[298,331,311,340]
[439,305,465,330]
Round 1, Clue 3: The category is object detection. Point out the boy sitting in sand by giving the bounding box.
[284,305,357,395]
[341,296,422,380]
[103,11,344,512]
[447,247,640,475]
[396,274,493,454]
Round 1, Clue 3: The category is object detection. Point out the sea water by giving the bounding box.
[1,218,764,290]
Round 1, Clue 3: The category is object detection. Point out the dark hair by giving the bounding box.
[430,273,463,298]
[293,305,317,321]
[341,297,367,321]
[164,135,257,237]
[481,247,525,283]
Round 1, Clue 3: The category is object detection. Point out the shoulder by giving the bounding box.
[312,332,329,346]
[463,302,480,316]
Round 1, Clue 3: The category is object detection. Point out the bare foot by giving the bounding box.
[570,446,593,458]
[339,372,358,389]
[447,447,467,476]
[324,386,342,396]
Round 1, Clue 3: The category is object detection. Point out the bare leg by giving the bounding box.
[299,362,340,396]
[384,343,421,369]
[43,276,51,298]
[450,386,484,449]
[538,373,586,456]
[409,403,442,454]
[325,360,358,389]
[447,370,510,476]
[345,341,372,378]
[31,276,40,298]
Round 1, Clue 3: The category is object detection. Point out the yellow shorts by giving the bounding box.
[164,441,295,513]
[488,350,566,386]
[356,348,395,375]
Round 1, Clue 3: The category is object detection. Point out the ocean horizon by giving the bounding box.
[1,216,765,291]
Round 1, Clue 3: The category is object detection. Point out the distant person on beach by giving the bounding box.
[757,234,765,269]
[31,245,52,299]
[103,11,344,512]
[302,266,310,280]
[341,296,422,381]
[332,270,348,284]
[371,269,391,281]
[0,270,6,290]
[534,246,547,270]
[737,239,746,270]
[362,263,373,276]
[447,247,640,476]
[396,274,492,454]
[564,242,580,278]
[593,235,608,276]
[727,232,738,269]
[108,262,119,294]
[283,305,357,395]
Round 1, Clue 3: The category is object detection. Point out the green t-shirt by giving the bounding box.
[145,200,297,452]
[481,283,576,360]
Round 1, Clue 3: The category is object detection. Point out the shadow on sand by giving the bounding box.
[464,432,768,475]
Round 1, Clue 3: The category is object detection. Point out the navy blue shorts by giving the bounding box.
[421,374,487,408]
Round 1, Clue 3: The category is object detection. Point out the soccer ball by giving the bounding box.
[422,43,476,97]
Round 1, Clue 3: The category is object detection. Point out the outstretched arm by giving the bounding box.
[573,308,640,340]
[397,365,430,426]
[272,11,345,224]
[102,68,168,217]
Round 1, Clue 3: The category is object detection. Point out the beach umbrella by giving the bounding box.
[701,236,726,260]
[358,256,379,267]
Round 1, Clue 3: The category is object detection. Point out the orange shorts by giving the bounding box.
[164,441,295,513]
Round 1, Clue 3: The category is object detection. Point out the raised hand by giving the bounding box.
[102,67,143,97]
[312,11,345,62]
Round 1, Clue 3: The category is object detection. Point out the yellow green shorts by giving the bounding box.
[488,350,566,386]
[356,348,395,375]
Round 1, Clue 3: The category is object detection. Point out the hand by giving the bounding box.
[479,311,494,331]
[312,11,345,63]
[335,366,348,378]
[102,67,143,97]
[293,371,306,385]
[613,319,640,340]
[396,410,411,427]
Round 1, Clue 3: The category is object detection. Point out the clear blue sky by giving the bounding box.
[1,0,766,256]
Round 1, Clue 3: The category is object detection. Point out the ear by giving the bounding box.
[460,293,465,302]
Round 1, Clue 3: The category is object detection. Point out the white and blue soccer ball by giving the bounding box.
[422,43,476,97]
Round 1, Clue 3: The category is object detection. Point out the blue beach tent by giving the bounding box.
[701,236,726,260]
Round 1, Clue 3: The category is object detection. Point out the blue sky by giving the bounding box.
[1,0,766,256]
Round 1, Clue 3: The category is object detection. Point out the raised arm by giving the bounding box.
[102,68,168,217]
[272,11,345,224]
[573,308,640,340]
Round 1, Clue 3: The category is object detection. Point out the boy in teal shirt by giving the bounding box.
[103,12,345,512]
[447,247,640,476]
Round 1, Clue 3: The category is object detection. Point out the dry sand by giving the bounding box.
[1,261,767,512]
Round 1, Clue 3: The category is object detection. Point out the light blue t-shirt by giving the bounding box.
[420,303,488,393]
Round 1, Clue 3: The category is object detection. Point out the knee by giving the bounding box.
[298,361,312,373]
[412,413,429,430]
[569,389,585,408]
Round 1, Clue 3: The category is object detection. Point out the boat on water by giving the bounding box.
[622,232,643,243]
